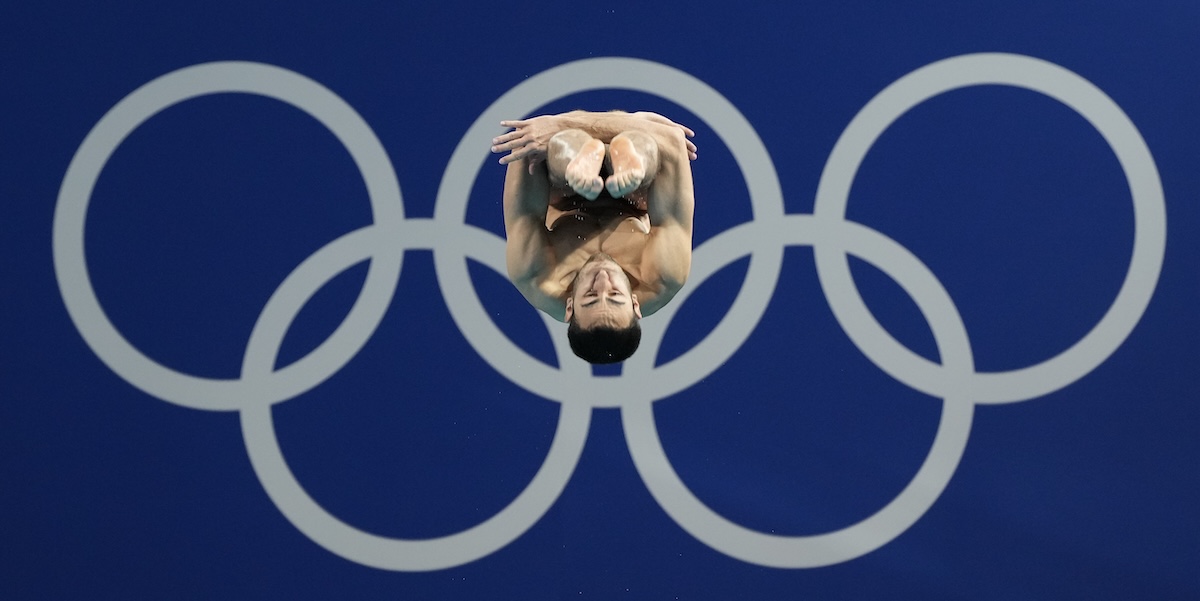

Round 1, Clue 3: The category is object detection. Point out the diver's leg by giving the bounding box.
[548,128,605,200]
[605,130,660,199]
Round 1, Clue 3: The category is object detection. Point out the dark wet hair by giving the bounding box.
[567,317,642,364]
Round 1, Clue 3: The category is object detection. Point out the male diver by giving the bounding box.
[491,110,698,363]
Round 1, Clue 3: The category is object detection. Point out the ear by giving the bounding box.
[564,296,574,321]
[631,294,642,319]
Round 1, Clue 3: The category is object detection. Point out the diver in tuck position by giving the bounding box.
[491,110,698,364]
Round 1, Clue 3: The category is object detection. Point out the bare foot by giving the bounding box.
[565,138,605,200]
[605,135,647,198]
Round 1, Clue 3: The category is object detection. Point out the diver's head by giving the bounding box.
[564,253,642,364]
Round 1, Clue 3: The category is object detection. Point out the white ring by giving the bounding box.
[625,215,976,568]
[813,53,1166,404]
[52,61,406,411]
[235,216,591,570]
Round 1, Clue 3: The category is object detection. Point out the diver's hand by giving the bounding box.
[633,111,698,160]
[492,114,565,172]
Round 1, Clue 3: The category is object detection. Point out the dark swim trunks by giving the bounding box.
[550,190,648,215]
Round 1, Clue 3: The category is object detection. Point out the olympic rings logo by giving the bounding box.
[53,54,1165,571]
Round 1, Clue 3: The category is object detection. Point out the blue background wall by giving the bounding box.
[3,2,1198,599]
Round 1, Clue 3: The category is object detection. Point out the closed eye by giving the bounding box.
[583,297,625,308]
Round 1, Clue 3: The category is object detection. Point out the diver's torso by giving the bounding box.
[544,191,653,297]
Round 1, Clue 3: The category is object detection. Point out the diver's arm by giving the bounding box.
[502,159,567,320]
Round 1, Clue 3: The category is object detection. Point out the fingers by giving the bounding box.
[492,129,524,144]
[665,121,697,159]
[498,146,528,165]
[498,146,545,167]
[491,129,528,152]
[498,143,546,165]
[491,137,528,154]
[676,124,697,159]
[492,121,533,157]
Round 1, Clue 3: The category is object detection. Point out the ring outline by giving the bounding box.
[813,53,1166,404]
[52,61,406,411]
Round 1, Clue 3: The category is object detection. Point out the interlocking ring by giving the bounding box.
[54,53,1165,571]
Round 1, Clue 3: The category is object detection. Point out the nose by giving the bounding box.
[593,269,614,290]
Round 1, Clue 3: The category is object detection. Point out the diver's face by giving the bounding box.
[565,255,641,329]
